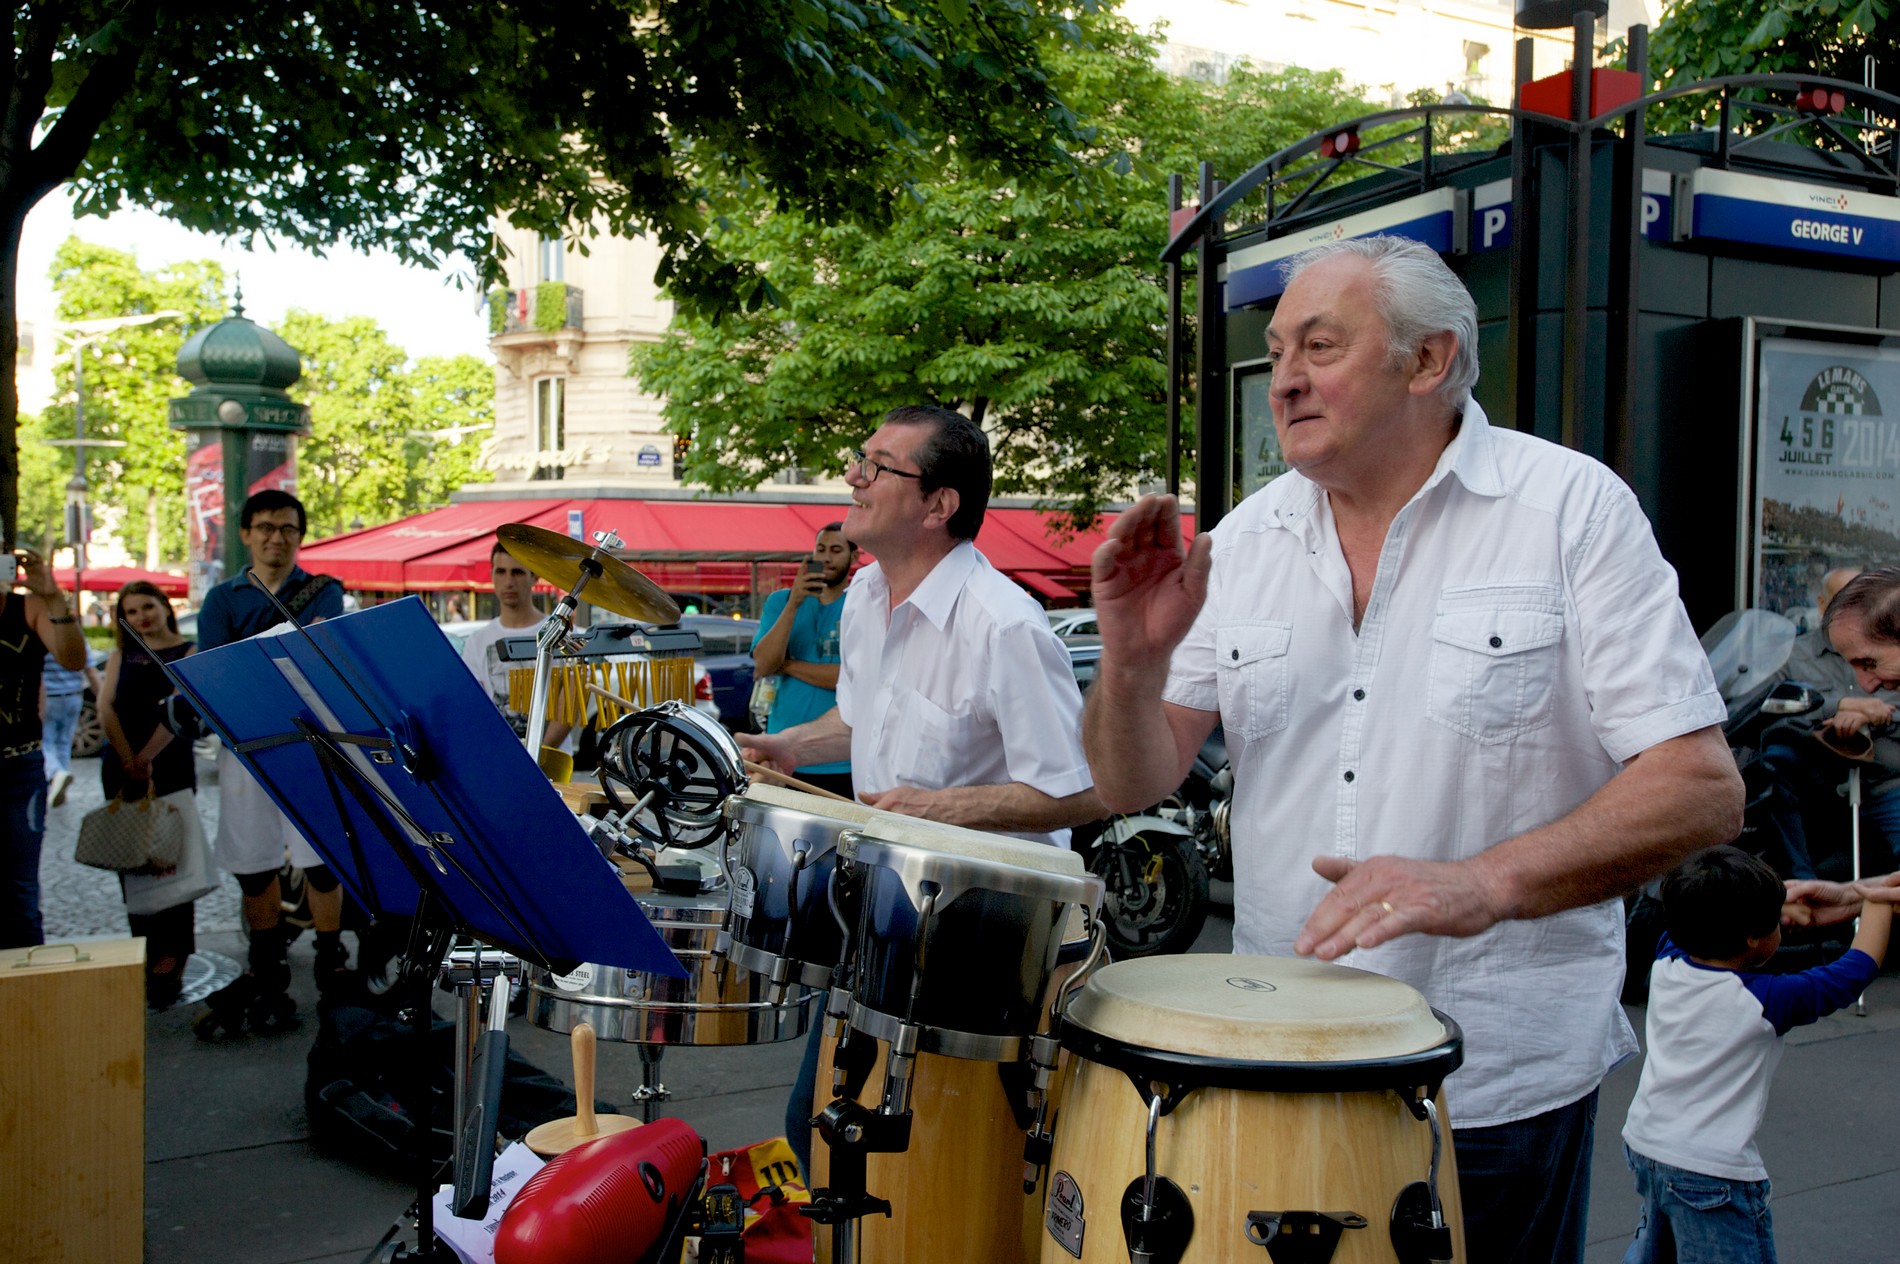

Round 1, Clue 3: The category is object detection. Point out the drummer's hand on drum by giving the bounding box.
[858,784,949,821]
[1091,494,1212,664]
[740,731,795,774]
[1295,854,1509,959]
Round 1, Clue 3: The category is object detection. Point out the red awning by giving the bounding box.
[1015,571,1079,600]
[297,497,1192,597]
[52,566,189,598]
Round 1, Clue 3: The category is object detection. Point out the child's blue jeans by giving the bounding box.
[1622,1144,1776,1264]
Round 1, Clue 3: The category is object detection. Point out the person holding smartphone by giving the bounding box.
[749,523,857,799]
[1,547,88,948]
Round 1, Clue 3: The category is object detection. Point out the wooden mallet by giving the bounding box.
[523,1022,640,1157]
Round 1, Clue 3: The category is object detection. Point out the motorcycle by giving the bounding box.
[1071,730,1234,959]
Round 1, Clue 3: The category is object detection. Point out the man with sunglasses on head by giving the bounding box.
[742,404,1101,1173]
[194,489,348,1037]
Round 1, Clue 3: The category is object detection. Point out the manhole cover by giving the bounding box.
[177,950,242,1007]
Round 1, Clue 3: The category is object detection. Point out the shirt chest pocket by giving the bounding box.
[883,690,981,790]
[1426,585,1566,745]
[1215,621,1293,741]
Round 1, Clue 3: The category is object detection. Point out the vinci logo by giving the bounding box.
[1801,365,1881,416]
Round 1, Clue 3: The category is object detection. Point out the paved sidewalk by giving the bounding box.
[33,759,1900,1262]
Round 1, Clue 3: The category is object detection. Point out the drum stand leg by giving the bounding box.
[632,1044,671,1124]
[803,1023,918,1264]
[802,1096,910,1264]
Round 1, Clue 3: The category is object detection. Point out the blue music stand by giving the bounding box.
[159,591,688,1258]
[169,595,680,976]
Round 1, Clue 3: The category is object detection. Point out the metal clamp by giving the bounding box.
[1244,1211,1368,1262]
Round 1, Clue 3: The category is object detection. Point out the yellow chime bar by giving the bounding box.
[506,655,696,730]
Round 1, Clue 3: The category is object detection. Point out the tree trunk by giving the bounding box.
[0,206,24,549]
[146,486,160,568]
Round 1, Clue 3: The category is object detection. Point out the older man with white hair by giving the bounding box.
[1083,236,1743,1263]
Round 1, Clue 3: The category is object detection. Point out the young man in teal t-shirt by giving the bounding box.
[750,523,857,797]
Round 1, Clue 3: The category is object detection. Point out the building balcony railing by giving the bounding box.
[488,283,583,337]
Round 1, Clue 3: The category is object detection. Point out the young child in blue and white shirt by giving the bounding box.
[1620,845,1890,1264]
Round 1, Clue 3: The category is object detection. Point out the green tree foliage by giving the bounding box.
[33,238,224,565]
[1634,0,1893,127]
[13,413,63,555]
[276,311,493,538]
[633,18,1378,525]
[3,1,1098,546]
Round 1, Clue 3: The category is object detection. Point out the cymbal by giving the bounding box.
[496,523,681,624]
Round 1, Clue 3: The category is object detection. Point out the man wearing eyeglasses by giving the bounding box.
[744,404,1098,840]
[194,489,349,1037]
[744,405,1100,1175]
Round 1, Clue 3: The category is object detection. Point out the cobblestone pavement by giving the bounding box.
[38,750,244,940]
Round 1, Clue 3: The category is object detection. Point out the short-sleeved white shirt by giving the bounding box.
[1164,400,1726,1127]
[838,541,1093,847]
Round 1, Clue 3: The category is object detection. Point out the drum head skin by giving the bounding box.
[850,810,1088,875]
[737,781,884,824]
[1068,953,1446,1063]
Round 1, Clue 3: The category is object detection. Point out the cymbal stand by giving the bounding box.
[523,528,623,756]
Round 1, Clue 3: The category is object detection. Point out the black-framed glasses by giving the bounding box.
[249,524,304,540]
[850,448,922,485]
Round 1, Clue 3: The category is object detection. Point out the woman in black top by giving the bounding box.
[98,581,197,1006]
[1,547,86,950]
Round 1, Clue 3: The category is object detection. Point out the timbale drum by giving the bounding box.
[528,882,817,1046]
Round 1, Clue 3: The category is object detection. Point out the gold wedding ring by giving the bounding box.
[1380,900,1396,915]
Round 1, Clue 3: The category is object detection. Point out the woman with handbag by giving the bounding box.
[98,581,200,1007]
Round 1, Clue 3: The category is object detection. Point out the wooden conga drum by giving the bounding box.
[1040,954,1465,1264]
[809,814,1103,1264]
[812,906,1097,1263]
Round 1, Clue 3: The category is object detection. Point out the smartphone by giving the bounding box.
[1,553,16,587]
[804,559,825,575]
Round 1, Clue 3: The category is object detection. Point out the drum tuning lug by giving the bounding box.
[1120,1174,1194,1264]
[1243,1210,1368,1262]
[1388,1182,1453,1264]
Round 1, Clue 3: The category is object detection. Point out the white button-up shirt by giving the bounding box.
[1164,400,1726,1127]
[838,541,1093,847]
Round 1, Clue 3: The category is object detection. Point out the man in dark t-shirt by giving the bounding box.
[194,490,346,1037]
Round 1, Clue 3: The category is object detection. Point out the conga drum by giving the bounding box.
[810,815,1104,1264]
[718,784,884,996]
[812,905,1099,1263]
[1042,954,1464,1264]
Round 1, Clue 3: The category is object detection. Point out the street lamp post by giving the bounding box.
[42,311,186,600]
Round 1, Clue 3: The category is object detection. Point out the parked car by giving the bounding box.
[1047,607,1098,637]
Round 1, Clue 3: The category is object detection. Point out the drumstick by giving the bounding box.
[742,758,854,802]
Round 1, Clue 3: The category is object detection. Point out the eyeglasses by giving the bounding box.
[249,524,304,540]
[850,448,922,485]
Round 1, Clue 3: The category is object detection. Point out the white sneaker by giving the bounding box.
[48,770,71,808]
